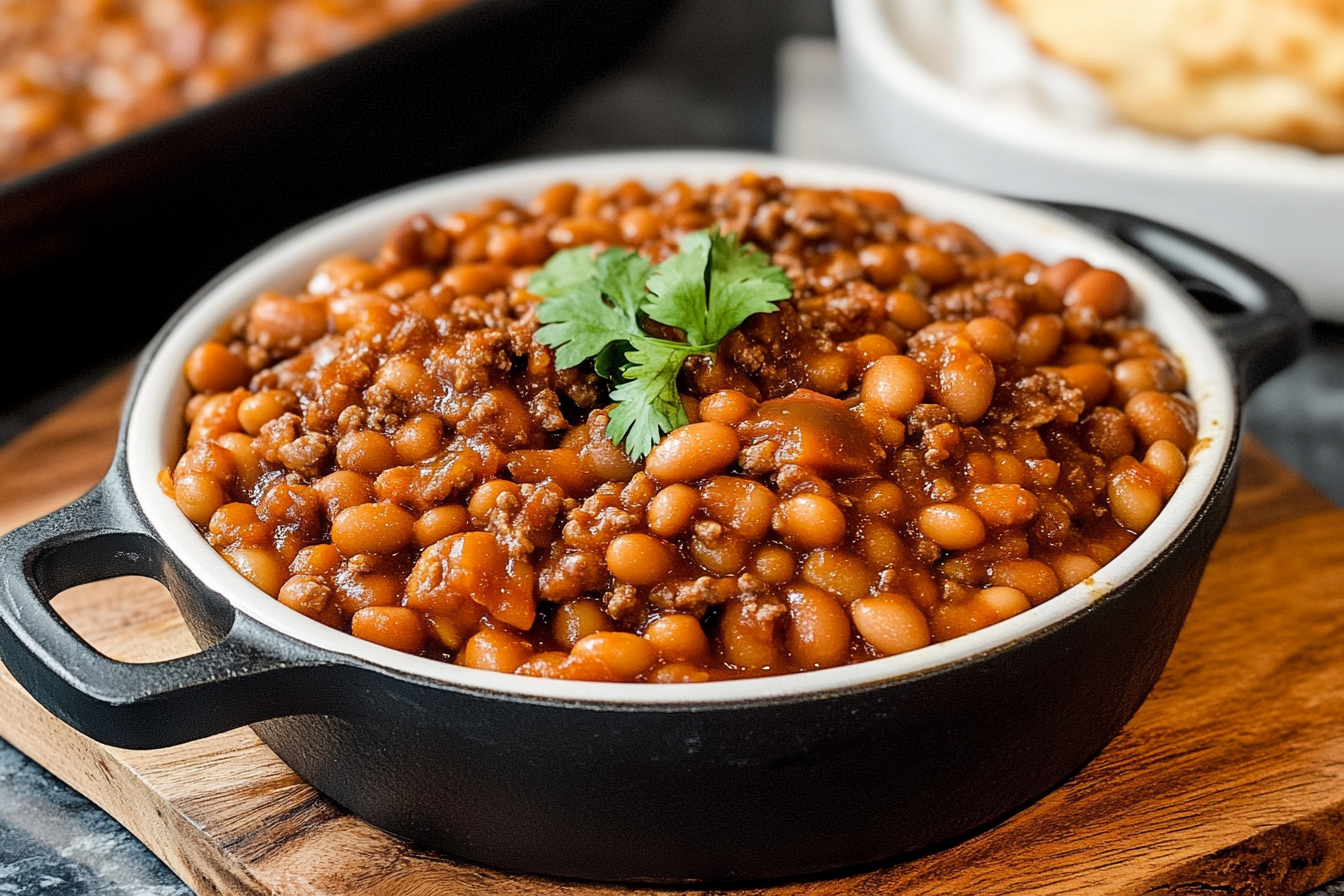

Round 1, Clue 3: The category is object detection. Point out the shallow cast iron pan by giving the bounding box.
[0,153,1309,882]
[0,0,675,417]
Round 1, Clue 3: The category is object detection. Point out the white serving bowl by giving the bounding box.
[834,0,1344,322]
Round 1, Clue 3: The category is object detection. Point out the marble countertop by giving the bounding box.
[1,0,1341,891]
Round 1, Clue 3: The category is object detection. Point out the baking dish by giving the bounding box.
[0,0,674,418]
[0,151,1307,882]
[833,0,1344,323]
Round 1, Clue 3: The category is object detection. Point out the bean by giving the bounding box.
[515,652,570,678]
[607,533,676,586]
[1108,458,1166,533]
[315,471,374,519]
[336,430,397,475]
[1065,269,1131,319]
[750,544,796,584]
[690,528,748,575]
[277,575,331,618]
[335,569,403,615]
[619,207,664,244]
[644,422,740,483]
[247,294,327,351]
[700,476,777,540]
[857,518,903,568]
[468,479,522,525]
[968,484,1040,528]
[374,355,430,400]
[413,505,469,547]
[801,549,876,603]
[806,350,855,395]
[846,333,899,365]
[785,586,852,669]
[965,316,1016,364]
[547,217,621,248]
[458,629,534,673]
[1052,553,1101,588]
[938,345,995,423]
[772,493,847,550]
[439,262,512,296]
[209,503,269,548]
[904,243,960,286]
[570,631,658,680]
[857,481,906,519]
[850,595,931,655]
[378,267,435,298]
[237,389,297,436]
[184,343,251,393]
[308,256,379,295]
[1125,390,1197,453]
[348,606,424,654]
[289,543,342,578]
[698,389,758,425]
[718,598,781,671]
[644,614,711,663]
[928,586,1030,641]
[331,502,415,556]
[1017,314,1064,366]
[918,503,986,550]
[861,355,926,419]
[1039,257,1090,298]
[1144,439,1187,497]
[646,484,700,538]
[529,181,579,218]
[1059,363,1111,408]
[223,546,286,597]
[972,585,1032,621]
[989,558,1060,605]
[992,450,1029,485]
[175,473,226,527]
[887,291,932,330]
[394,414,444,464]
[188,390,246,445]
[648,663,712,683]
[328,291,392,333]
[858,243,907,288]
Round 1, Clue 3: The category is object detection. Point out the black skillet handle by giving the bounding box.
[0,464,340,749]
[1041,202,1310,399]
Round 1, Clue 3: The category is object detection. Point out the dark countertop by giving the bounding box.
[1,0,1341,892]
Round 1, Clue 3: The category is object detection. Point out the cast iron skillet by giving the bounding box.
[0,153,1308,883]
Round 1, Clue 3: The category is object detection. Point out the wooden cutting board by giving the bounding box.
[1,368,1342,896]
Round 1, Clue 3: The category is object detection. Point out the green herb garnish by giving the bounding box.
[531,228,792,460]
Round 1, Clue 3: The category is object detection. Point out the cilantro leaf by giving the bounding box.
[643,228,791,348]
[533,279,631,370]
[643,230,713,346]
[702,229,792,344]
[528,226,793,461]
[533,247,648,369]
[606,337,694,461]
[528,245,600,299]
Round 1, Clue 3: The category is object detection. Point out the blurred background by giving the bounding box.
[1,0,1341,891]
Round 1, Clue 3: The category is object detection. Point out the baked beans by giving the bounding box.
[0,0,471,182]
[163,173,1198,682]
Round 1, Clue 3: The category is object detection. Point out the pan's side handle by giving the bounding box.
[0,468,344,749]
[1041,202,1309,399]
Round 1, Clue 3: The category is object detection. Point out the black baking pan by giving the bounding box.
[0,152,1310,882]
[0,0,675,418]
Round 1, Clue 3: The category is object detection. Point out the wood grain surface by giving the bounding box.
[1,368,1342,896]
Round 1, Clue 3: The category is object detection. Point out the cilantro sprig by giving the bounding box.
[531,228,792,460]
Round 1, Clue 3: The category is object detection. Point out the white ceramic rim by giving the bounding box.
[834,0,1344,190]
[125,149,1237,705]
